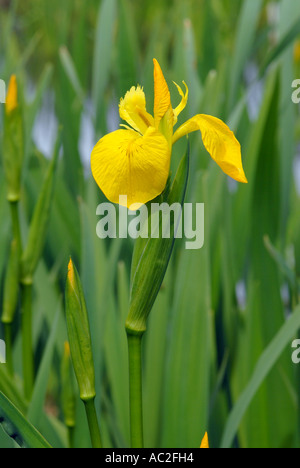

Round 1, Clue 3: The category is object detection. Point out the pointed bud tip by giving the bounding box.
[64,341,71,357]
[67,258,75,286]
[6,75,18,114]
[200,432,209,448]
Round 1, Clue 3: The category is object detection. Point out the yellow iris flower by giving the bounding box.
[91,59,247,210]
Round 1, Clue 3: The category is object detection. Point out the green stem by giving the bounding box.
[7,201,22,378]
[21,282,34,399]
[9,201,22,255]
[127,332,144,448]
[4,324,13,376]
[84,398,102,448]
[67,426,75,449]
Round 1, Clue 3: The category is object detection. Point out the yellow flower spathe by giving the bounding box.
[91,59,247,209]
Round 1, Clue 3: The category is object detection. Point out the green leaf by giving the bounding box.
[21,131,61,284]
[0,391,52,448]
[228,0,263,109]
[27,307,61,425]
[260,17,300,76]
[161,172,212,448]
[264,235,298,296]
[59,46,85,104]
[0,366,27,416]
[221,305,300,448]
[92,0,117,129]
[117,0,139,98]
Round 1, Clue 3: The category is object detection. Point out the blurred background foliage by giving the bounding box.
[0,0,300,449]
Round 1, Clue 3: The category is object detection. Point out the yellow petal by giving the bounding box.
[153,59,171,127]
[173,114,248,183]
[5,75,18,114]
[173,81,189,123]
[119,85,154,135]
[91,127,171,210]
[200,432,209,448]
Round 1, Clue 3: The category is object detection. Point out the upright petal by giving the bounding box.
[153,59,171,127]
[173,114,247,183]
[119,86,154,134]
[91,128,171,209]
[173,81,189,123]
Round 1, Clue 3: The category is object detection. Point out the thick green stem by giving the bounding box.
[21,282,34,399]
[4,324,14,376]
[9,201,22,255]
[67,426,75,449]
[84,398,102,448]
[127,332,144,448]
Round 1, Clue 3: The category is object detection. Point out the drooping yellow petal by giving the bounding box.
[5,75,18,115]
[153,59,171,127]
[173,114,248,183]
[91,127,171,210]
[200,432,209,448]
[119,86,154,135]
[173,81,189,124]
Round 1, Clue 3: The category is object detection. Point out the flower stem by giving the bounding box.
[21,282,34,399]
[84,398,102,448]
[7,201,22,380]
[127,332,144,448]
[9,201,22,255]
[67,426,75,449]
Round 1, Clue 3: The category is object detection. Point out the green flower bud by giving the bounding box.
[3,76,24,202]
[65,259,96,401]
